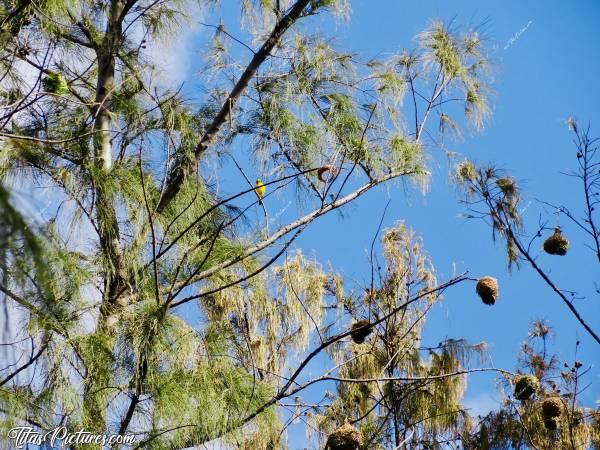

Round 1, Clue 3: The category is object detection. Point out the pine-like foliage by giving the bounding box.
[310,223,485,448]
[0,1,499,449]
[460,322,597,450]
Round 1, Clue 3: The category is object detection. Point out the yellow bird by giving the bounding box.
[254,179,266,203]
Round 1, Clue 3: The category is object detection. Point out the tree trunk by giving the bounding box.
[83,0,127,438]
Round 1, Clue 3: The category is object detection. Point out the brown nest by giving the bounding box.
[326,421,363,450]
[513,375,539,401]
[317,165,338,182]
[358,382,371,396]
[350,320,372,344]
[541,397,563,419]
[543,417,558,431]
[543,228,569,256]
[476,276,499,305]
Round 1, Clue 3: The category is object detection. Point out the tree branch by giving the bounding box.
[156,0,313,213]
[168,168,418,307]
[0,339,49,387]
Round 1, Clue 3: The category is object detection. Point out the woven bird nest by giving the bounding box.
[358,382,371,396]
[350,320,372,344]
[476,276,499,305]
[513,375,539,401]
[543,228,569,256]
[541,397,563,419]
[326,421,363,450]
[543,417,558,431]
[317,165,338,182]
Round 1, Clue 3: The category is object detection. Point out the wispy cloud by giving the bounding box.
[144,4,209,87]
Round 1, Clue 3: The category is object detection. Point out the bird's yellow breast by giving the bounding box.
[254,179,266,199]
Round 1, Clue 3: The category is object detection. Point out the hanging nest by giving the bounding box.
[476,276,499,305]
[543,227,569,256]
[317,165,338,182]
[513,375,539,401]
[350,319,372,344]
[325,421,363,450]
[358,382,371,396]
[541,397,563,419]
[43,71,69,95]
[543,417,558,431]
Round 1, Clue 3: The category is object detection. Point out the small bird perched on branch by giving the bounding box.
[254,179,266,203]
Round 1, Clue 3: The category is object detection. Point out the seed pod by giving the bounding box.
[543,227,569,256]
[17,46,30,57]
[350,319,372,344]
[476,276,498,305]
[326,420,363,450]
[513,375,539,401]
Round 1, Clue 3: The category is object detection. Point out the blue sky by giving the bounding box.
[327,0,600,409]
[176,0,600,446]
[2,1,599,449]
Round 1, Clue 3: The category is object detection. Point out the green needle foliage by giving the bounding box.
[42,72,69,95]
[310,223,484,448]
[3,1,593,449]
